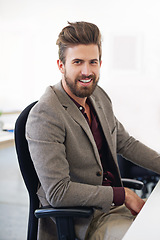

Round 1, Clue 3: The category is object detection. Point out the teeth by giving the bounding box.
[80,79,91,83]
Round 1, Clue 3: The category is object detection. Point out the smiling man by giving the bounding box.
[26,22,160,240]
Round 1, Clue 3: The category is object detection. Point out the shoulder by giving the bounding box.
[92,85,112,104]
[30,85,64,117]
[26,85,65,139]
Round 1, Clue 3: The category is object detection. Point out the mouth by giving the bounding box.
[79,79,92,83]
[78,78,93,87]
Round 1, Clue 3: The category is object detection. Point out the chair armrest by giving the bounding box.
[35,206,93,219]
[122,178,144,190]
[35,206,93,240]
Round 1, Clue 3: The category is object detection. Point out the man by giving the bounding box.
[26,21,160,240]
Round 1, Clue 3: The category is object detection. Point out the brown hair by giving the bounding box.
[56,21,102,64]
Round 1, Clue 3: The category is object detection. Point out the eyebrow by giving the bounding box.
[72,58,99,62]
[90,59,99,62]
[72,58,83,62]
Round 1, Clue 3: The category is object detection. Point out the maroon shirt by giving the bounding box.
[71,97,125,206]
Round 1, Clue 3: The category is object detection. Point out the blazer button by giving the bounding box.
[96,171,102,176]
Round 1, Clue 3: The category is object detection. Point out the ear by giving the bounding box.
[57,59,65,74]
[100,60,102,67]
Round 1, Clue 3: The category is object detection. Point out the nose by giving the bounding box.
[81,63,91,76]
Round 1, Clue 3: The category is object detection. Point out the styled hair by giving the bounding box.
[56,21,102,64]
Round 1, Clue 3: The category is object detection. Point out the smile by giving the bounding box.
[79,79,92,83]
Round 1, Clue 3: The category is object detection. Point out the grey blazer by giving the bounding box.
[26,82,160,240]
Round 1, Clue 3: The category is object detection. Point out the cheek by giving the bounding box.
[68,67,81,78]
[95,68,101,76]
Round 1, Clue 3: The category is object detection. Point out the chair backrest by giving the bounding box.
[15,101,39,240]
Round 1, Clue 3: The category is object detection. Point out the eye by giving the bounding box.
[73,59,82,65]
[90,59,99,65]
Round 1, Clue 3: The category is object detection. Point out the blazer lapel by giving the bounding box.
[89,95,117,161]
[53,82,102,168]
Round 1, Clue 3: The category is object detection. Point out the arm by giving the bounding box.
[116,118,160,175]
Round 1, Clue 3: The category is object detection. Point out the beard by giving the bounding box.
[64,71,99,98]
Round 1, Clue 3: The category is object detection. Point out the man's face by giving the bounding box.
[58,44,102,100]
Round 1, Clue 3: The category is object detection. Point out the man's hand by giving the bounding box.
[124,187,145,216]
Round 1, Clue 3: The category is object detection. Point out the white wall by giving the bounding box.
[0,0,160,151]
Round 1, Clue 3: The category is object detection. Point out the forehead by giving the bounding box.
[65,44,99,61]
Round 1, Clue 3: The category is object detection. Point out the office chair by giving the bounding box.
[14,101,143,240]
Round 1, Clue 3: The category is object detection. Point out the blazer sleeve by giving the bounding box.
[116,117,160,174]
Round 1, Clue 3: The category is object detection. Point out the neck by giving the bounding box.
[71,95,87,108]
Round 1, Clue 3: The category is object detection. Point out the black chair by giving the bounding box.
[14,102,144,240]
